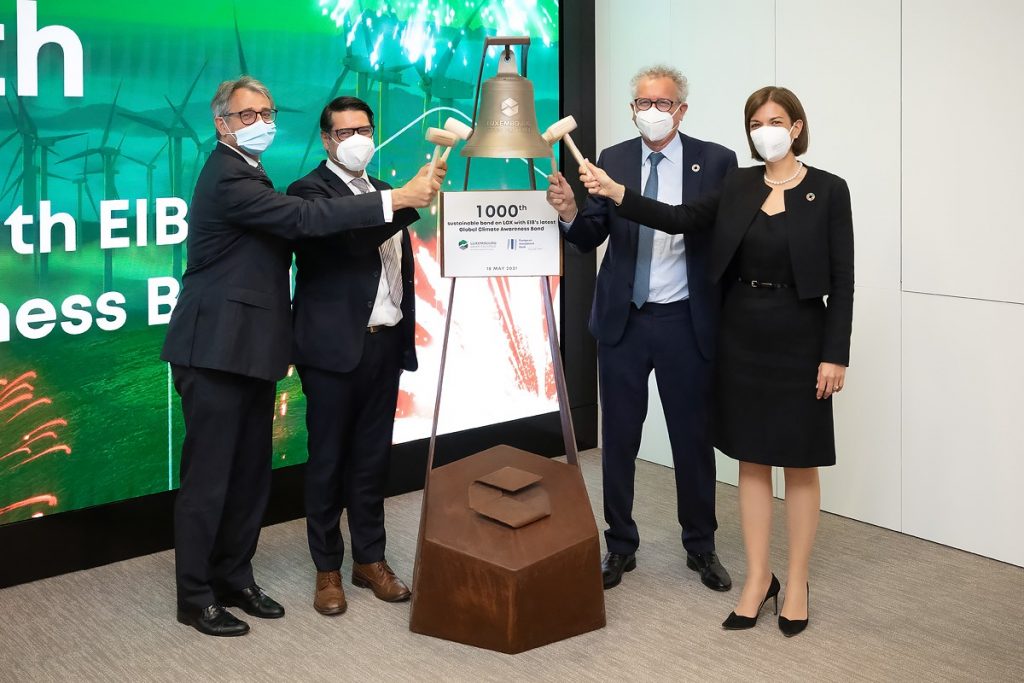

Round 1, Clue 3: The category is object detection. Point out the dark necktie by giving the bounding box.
[632,151,665,308]
[256,162,267,177]
[351,176,402,308]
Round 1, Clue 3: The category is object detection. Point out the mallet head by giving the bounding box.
[542,115,578,143]
[425,127,459,146]
[442,118,473,141]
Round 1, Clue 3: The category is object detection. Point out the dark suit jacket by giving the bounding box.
[161,144,393,381]
[616,164,855,365]
[288,161,420,374]
[562,132,737,359]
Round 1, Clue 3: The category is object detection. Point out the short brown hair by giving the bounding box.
[743,86,809,161]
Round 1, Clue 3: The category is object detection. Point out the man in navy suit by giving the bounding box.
[288,97,429,616]
[547,66,736,590]
[163,79,441,637]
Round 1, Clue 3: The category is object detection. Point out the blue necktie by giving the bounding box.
[632,151,665,307]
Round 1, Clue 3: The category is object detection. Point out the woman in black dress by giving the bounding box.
[579,87,853,636]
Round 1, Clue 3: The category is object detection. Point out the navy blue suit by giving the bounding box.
[288,162,420,569]
[562,132,736,555]
[162,145,394,611]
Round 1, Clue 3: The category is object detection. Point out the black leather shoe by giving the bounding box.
[686,551,732,591]
[217,584,285,619]
[601,552,636,589]
[176,604,250,637]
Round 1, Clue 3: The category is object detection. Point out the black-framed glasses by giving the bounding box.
[633,98,677,112]
[222,108,278,125]
[331,126,375,142]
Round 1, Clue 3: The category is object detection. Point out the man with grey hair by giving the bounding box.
[161,76,443,637]
[547,65,736,591]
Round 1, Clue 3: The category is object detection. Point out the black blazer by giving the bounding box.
[616,164,855,365]
[562,132,737,359]
[288,162,420,374]
[161,144,393,381]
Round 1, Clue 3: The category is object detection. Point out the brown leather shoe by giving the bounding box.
[352,560,411,602]
[313,570,347,615]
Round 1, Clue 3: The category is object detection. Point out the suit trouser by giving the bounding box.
[297,326,402,570]
[171,364,275,610]
[598,299,717,556]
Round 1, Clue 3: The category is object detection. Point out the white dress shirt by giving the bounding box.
[325,158,403,327]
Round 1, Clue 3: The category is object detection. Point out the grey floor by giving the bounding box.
[1,449,1021,682]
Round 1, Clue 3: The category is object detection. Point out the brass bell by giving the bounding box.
[461,47,552,159]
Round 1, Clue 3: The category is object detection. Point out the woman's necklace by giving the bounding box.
[764,160,803,186]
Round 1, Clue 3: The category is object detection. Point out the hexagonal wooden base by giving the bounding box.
[409,445,605,653]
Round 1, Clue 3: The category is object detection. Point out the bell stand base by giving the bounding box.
[407,272,600,654]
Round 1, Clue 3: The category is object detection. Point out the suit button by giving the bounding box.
[372,271,380,279]
[367,301,373,309]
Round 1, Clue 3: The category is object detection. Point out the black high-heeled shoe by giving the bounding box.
[778,583,810,637]
[722,574,780,630]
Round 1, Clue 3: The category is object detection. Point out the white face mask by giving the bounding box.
[634,104,680,143]
[332,134,376,172]
[750,124,796,163]
[230,118,276,156]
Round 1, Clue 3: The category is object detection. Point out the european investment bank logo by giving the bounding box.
[507,238,518,250]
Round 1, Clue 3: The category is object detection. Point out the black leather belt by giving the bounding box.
[739,278,792,289]
[366,324,394,334]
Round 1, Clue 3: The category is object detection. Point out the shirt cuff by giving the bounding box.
[380,189,394,223]
[558,215,576,233]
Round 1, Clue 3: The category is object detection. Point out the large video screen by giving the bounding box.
[0,0,561,525]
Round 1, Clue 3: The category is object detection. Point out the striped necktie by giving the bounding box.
[351,176,402,308]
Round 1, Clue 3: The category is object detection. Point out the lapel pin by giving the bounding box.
[806,192,815,202]
[691,163,700,173]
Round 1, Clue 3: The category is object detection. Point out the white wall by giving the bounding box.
[592,0,1023,566]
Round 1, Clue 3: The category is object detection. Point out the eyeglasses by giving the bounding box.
[633,98,678,112]
[222,109,278,125]
[331,126,375,142]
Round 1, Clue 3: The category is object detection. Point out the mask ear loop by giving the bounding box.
[326,137,342,167]
[216,116,235,140]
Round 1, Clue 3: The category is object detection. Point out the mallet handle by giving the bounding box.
[562,133,587,173]
[427,144,442,176]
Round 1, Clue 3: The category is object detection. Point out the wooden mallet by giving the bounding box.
[426,127,459,177]
[440,118,473,162]
[543,116,589,179]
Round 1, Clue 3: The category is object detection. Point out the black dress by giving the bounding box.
[714,210,836,467]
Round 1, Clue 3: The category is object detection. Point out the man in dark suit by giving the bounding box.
[288,97,419,616]
[161,78,442,637]
[546,66,736,591]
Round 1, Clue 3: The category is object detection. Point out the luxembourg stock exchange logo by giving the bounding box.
[458,240,469,250]
[501,98,518,118]
[507,238,518,250]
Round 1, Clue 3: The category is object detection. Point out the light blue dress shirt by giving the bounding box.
[640,134,688,303]
[560,134,689,304]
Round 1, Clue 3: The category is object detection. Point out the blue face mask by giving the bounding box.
[230,118,277,156]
